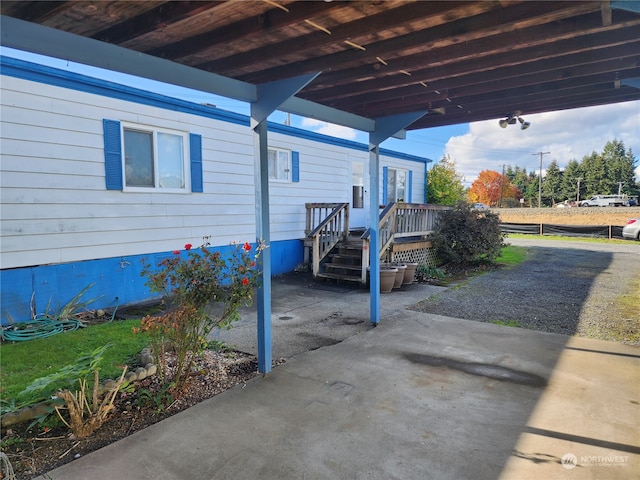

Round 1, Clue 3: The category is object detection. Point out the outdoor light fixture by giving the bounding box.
[499,111,530,130]
[518,116,530,130]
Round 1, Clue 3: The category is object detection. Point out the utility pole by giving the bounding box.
[533,151,550,208]
[499,164,505,208]
[577,177,582,202]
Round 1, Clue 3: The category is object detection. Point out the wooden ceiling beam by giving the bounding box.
[411,88,640,129]
[0,1,68,23]
[143,1,340,60]
[348,59,640,115]
[91,1,224,44]
[323,51,640,112]
[189,1,485,76]
[375,70,640,122]
[303,12,640,95]
[304,29,640,105]
[229,1,600,83]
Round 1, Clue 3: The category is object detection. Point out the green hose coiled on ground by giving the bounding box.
[0,315,84,342]
[1,300,119,342]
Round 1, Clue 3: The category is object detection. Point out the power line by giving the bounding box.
[533,151,551,208]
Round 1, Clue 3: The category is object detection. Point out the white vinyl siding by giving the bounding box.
[1,73,427,270]
[0,76,256,269]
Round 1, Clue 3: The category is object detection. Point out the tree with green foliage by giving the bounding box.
[541,159,563,205]
[600,139,637,196]
[561,159,583,202]
[426,154,466,205]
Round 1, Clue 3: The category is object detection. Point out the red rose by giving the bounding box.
[243,242,251,251]
[242,278,248,286]
[185,243,192,250]
[173,250,180,255]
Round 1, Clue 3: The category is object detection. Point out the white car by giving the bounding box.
[622,219,640,240]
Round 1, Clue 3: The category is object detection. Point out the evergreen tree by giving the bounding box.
[581,151,607,197]
[525,174,540,207]
[561,160,583,202]
[426,154,466,205]
[601,139,637,196]
[542,159,563,205]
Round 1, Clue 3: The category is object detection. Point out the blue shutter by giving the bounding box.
[291,151,300,182]
[103,119,123,190]
[407,170,413,203]
[190,133,203,193]
[382,166,388,203]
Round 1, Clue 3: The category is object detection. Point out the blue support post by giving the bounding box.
[368,145,381,325]
[253,120,272,374]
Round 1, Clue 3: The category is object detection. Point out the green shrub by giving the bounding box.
[432,202,506,265]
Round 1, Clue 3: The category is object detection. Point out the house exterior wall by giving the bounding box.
[0,57,430,323]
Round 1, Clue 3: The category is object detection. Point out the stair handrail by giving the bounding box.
[306,202,350,277]
[361,202,449,261]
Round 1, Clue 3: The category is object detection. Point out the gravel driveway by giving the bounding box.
[410,237,640,345]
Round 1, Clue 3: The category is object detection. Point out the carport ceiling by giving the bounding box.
[2,1,639,131]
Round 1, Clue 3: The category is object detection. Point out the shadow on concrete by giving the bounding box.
[35,241,640,480]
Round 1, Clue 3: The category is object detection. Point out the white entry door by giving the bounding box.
[350,159,369,228]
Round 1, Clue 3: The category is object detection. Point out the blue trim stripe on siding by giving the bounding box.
[103,119,123,190]
[0,239,304,325]
[408,170,413,203]
[291,151,300,182]
[190,133,203,192]
[1,56,432,166]
[382,166,389,203]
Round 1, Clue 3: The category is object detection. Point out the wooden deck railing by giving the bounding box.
[305,203,350,277]
[360,203,450,281]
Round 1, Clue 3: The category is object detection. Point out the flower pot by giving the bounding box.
[403,263,418,285]
[377,266,398,293]
[391,263,407,289]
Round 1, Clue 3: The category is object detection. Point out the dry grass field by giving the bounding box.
[494,207,640,227]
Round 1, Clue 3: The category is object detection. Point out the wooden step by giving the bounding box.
[323,262,362,272]
[328,253,362,265]
[316,272,362,283]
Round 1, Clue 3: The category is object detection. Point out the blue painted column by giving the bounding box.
[253,120,272,374]
[368,144,381,325]
[249,73,320,374]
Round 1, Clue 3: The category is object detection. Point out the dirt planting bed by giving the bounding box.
[493,206,640,227]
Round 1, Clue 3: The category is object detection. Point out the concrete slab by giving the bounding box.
[34,283,640,480]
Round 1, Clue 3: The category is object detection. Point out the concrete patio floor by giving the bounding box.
[35,274,639,480]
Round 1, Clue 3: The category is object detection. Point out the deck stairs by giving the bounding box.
[304,202,448,286]
[315,235,365,284]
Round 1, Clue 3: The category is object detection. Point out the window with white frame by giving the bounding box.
[122,124,189,191]
[268,147,291,181]
[387,168,407,202]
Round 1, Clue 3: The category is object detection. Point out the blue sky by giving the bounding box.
[4,47,639,187]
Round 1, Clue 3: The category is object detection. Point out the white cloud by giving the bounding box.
[444,101,640,186]
[301,118,358,140]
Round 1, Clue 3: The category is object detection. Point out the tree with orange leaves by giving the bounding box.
[467,170,519,207]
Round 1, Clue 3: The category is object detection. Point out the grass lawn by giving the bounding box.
[496,245,527,266]
[1,319,147,408]
[506,233,633,245]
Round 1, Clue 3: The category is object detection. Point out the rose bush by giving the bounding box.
[137,238,263,394]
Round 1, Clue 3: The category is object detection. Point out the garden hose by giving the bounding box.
[1,299,119,342]
[0,315,84,342]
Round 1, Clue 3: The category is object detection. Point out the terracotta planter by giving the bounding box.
[391,263,407,289]
[378,267,398,293]
[403,263,418,285]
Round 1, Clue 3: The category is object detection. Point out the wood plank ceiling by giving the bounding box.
[2,0,639,131]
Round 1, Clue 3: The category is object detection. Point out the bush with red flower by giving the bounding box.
[137,237,263,394]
